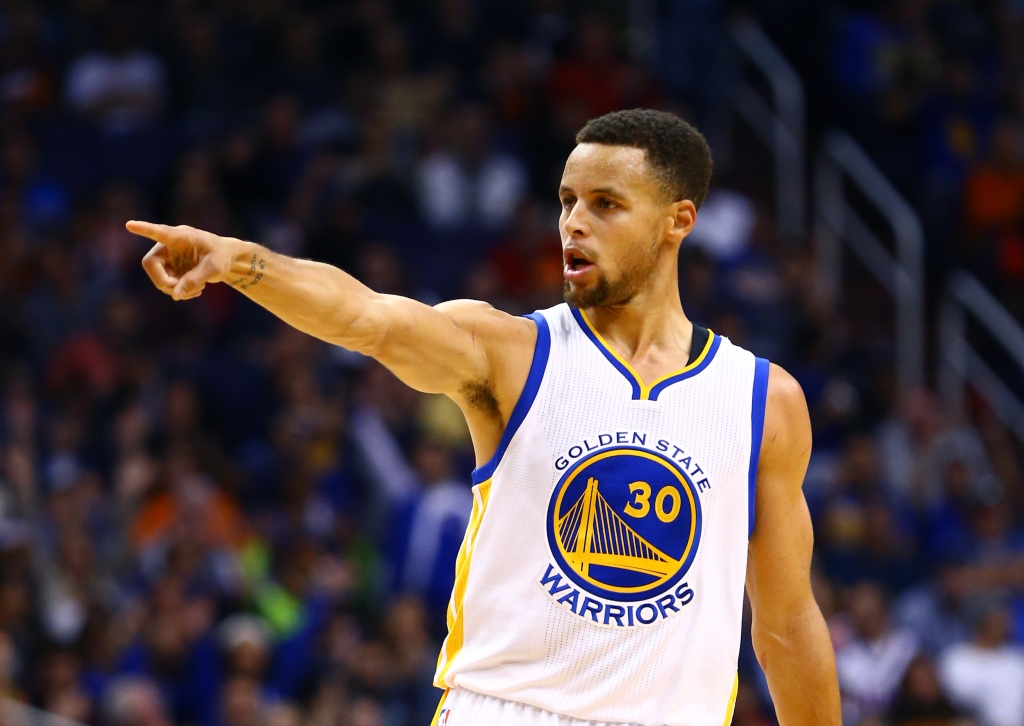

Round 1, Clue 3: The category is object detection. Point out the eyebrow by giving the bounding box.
[558,185,626,197]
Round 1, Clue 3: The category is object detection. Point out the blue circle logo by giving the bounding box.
[546,446,702,602]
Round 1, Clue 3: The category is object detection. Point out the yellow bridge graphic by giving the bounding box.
[557,478,680,578]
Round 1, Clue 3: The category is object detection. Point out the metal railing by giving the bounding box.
[729,19,806,241]
[814,130,925,399]
[940,271,1024,444]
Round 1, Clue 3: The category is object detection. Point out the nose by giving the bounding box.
[562,203,589,238]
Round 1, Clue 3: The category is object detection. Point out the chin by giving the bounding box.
[564,275,639,308]
[564,279,604,308]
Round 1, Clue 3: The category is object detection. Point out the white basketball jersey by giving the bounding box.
[434,303,770,726]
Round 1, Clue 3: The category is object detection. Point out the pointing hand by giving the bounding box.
[127,221,238,301]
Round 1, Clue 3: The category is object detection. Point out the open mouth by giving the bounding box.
[563,248,595,280]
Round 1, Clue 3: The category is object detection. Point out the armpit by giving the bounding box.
[460,379,501,418]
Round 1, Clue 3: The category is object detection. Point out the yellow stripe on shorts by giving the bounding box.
[430,688,450,726]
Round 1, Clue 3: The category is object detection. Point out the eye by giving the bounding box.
[561,195,576,209]
[597,197,617,209]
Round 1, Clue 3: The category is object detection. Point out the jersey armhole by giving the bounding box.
[748,357,771,537]
[471,312,552,485]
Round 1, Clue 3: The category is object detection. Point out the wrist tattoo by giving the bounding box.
[228,253,267,290]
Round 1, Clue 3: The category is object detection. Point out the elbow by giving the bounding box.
[750,626,771,673]
[328,295,390,356]
[750,602,829,669]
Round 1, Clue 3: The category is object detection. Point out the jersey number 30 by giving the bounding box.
[624,482,682,523]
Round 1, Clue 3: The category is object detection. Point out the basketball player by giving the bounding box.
[129,109,840,726]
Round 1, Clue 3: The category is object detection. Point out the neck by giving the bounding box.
[583,261,691,363]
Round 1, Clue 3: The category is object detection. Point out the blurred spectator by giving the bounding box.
[547,14,656,120]
[218,614,272,683]
[887,654,975,726]
[962,119,1024,292]
[818,435,919,591]
[389,436,472,621]
[65,15,168,132]
[0,630,21,701]
[0,128,69,232]
[103,676,173,726]
[130,465,249,580]
[940,599,1024,726]
[416,102,528,232]
[836,582,919,723]
[687,188,757,262]
[170,151,234,236]
[487,199,563,313]
[964,120,1024,243]
[833,1,938,120]
[895,559,972,655]
[219,676,262,726]
[877,390,995,507]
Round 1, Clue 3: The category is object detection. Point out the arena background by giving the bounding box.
[0,1,1023,725]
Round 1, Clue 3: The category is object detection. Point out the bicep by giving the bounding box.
[746,474,815,616]
[746,364,816,624]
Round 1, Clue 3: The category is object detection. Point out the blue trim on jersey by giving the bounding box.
[569,306,643,399]
[648,334,722,401]
[748,357,771,537]
[471,312,551,485]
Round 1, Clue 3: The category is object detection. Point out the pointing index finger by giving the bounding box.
[125,220,181,246]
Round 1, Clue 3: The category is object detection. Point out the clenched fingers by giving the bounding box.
[141,244,179,294]
[171,255,219,300]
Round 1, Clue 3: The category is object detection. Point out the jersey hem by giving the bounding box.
[446,685,641,726]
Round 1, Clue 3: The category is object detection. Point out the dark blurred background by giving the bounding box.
[0,1,1023,725]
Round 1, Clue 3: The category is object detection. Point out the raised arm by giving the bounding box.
[745,364,841,726]
[128,222,537,454]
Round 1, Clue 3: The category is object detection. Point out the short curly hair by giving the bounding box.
[575,109,713,208]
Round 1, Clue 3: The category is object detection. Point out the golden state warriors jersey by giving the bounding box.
[434,303,770,726]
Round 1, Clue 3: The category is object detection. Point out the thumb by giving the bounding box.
[172,254,219,300]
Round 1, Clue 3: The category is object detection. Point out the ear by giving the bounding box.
[666,199,697,244]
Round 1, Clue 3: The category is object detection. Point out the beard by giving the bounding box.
[563,239,660,308]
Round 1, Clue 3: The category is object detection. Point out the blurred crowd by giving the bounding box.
[778,0,1024,317]
[0,1,1022,726]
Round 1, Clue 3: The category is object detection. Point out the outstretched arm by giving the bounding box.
[746,364,840,726]
[128,222,537,441]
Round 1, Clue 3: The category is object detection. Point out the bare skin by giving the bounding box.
[129,142,840,726]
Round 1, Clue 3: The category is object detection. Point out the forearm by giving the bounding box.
[753,604,841,726]
[223,240,385,352]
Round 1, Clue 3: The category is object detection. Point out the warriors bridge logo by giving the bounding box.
[541,444,703,627]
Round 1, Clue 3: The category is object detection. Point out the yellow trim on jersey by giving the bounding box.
[434,478,493,688]
[578,310,715,400]
[722,672,739,726]
[430,689,450,726]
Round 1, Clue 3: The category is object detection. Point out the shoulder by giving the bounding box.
[435,300,544,417]
[765,363,807,422]
[760,363,812,475]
